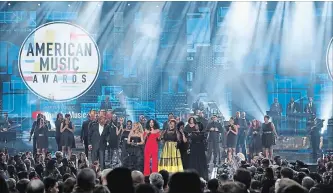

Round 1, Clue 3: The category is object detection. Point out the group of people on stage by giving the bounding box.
[29,113,75,158]
[28,108,281,179]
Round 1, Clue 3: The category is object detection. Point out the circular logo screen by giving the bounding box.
[327,37,333,81]
[18,22,100,102]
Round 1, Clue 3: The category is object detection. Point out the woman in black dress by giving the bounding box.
[226,117,238,162]
[177,121,189,169]
[262,115,278,160]
[188,122,208,180]
[60,114,75,158]
[247,119,262,160]
[127,122,144,171]
[120,120,132,167]
[184,117,196,133]
[35,117,49,156]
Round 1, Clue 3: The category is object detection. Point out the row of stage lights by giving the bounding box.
[6,3,102,7]
[6,2,163,8]
[6,2,307,7]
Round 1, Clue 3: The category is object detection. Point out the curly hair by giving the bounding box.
[146,119,160,130]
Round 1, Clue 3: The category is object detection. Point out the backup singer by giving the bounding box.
[226,117,238,162]
[144,119,160,176]
[177,121,188,169]
[188,122,208,180]
[262,115,278,160]
[206,115,223,166]
[60,114,75,158]
[120,120,132,167]
[35,117,49,155]
[127,122,144,171]
[158,119,183,172]
[237,112,249,158]
[247,119,262,159]
[88,115,110,169]
[55,113,64,151]
[30,113,43,155]
[108,113,122,164]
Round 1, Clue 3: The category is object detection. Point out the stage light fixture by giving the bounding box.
[8,3,11,6]
[97,4,100,7]
[68,4,71,7]
[38,3,40,6]
[156,5,159,7]
[128,3,130,6]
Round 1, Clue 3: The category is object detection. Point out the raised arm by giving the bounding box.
[271,123,278,137]
[127,131,133,144]
[60,123,65,133]
[68,123,75,133]
[139,133,145,145]
[230,126,238,135]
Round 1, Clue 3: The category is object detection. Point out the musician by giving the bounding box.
[88,115,110,169]
[309,118,323,162]
[287,98,300,130]
[0,112,12,130]
[304,97,316,115]
[206,114,223,166]
[81,110,96,158]
[270,98,283,133]
[100,96,112,110]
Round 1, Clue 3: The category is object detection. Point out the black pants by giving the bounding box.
[109,147,119,165]
[310,134,320,162]
[92,148,106,169]
[83,137,89,159]
[272,116,281,134]
[56,135,61,151]
[32,136,37,156]
[207,141,219,165]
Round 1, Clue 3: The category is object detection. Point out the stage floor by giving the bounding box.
[0,132,319,166]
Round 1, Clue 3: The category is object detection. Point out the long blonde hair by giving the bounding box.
[133,122,144,134]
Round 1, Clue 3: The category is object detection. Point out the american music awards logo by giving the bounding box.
[327,37,333,81]
[18,22,100,102]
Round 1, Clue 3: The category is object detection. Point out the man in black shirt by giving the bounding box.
[81,110,96,158]
[237,112,249,159]
[163,113,174,130]
[309,118,323,162]
[196,111,208,129]
[206,115,223,166]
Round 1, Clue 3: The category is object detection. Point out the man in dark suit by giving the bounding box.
[304,97,316,115]
[100,96,112,110]
[88,115,110,169]
[270,98,283,133]
[81,110,96,158]
[287,97,300,130]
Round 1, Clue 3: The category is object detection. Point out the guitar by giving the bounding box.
[0,124,21,132]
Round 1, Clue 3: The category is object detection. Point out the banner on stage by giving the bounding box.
[18,21,101,102]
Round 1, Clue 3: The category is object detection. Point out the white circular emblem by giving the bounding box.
[18,22,100,102]
[327,37,333,81]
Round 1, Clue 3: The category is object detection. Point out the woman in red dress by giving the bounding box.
[144,119,160,176]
